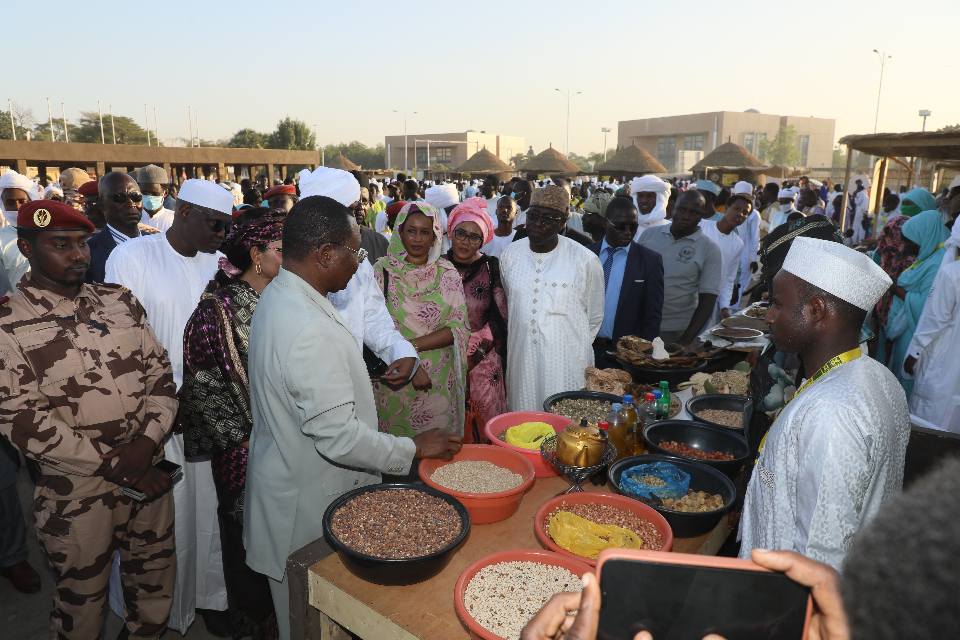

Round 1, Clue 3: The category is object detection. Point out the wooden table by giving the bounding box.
[306,476,732,639]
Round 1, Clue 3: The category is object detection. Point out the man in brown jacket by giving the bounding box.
[0,200,178,639]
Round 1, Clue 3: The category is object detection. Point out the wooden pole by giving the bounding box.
[839,144,853,232]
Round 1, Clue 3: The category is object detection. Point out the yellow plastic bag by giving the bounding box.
[504,422,556,450]
[547,511,643,559]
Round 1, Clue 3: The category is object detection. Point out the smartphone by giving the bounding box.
[596,549,812,640]
[121,460,183,502]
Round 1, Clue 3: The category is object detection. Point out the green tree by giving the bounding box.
[267,118,315,150]
[939,123,960,132]
[228,128,269,148]
[758,125,800,166]
[33,120,81,142]
[587,151,606,169]
[567,152,593,172]
[60,111,149,144]
[509,153,526,169]
[321,141,387,169]
[0,103,36,140]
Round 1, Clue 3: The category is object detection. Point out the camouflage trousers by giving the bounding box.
[34,489,175,639]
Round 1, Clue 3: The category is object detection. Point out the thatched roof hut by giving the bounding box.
[457,148,512,177]
[326,153,360,171]
[597,144,666,178]
[690,142,765,181]
[521,145,581,176]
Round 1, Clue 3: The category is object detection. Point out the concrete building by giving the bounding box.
[617,110,836,174]
[383,130,525,175]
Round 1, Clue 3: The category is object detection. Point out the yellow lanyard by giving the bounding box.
[757,347,863,454]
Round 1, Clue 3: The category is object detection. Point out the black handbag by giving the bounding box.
[363,269,390,378]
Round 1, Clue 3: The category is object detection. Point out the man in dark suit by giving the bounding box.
[86,172,145,283]
[590,196,664,368]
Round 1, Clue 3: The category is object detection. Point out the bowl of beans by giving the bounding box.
[685,394,752,431]
[419,444,536,525]
[322,483,470,585]
[642,420,749,478]
[608,455,737,537]
[484,411,573,478]
[454,549,593,640]
[533,492,673,566]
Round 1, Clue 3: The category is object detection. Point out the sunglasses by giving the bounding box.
[110,191,143,204]
[205,218,232,233]
[453,228,484,244]
[610,221,639,232]
[526,210,564,227]
[330,242,368,263]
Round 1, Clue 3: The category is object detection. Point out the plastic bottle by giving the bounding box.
[636,392,657,454]
[657,381,671,419]
[612,396,638,460]
[652,390,663,419]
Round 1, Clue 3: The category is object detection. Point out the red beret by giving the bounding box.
[18,200,95,233]
[77,180,99,197]
[264,184,296,199]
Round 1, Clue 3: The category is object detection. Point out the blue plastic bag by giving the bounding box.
[619,462,690,500]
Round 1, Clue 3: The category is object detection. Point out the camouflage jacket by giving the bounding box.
[0,279,177,498]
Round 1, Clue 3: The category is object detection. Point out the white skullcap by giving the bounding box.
[778,188,796,200]
[949,174,960,191]
[424,183,460,210]
[630,174,670,194]
[732,181,753,197]
[782,237,892,311]
[178,178,234,214]
[0,170,39,200]
[297,168,311,183]
[44,184,64,199]
[298,166,361,207]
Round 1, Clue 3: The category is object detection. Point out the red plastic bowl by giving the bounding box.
[483,411,573,478]
[454,549,593,640]
[533,492,673,566]
[418,445,536,524]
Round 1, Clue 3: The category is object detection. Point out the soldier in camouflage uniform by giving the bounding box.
[0,200,178,639]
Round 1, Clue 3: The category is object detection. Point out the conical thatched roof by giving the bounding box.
[521,145,581,175]
[597,144,666,176]
[326,153,360,171]
[457,147,511,174]
[690,142,763,172]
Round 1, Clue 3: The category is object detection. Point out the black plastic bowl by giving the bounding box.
[608,454,737,537]
[543,390,622,414]
[686,394,752,431]
[642,420,749,478]
[322,483,471,585]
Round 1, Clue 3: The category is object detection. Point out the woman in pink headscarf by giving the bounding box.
[446,197,508,432]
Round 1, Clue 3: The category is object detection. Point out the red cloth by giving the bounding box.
[77,181,99,197]
[17,199,95,232]
[263,184,296,199]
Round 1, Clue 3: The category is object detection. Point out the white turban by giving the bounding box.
[778,188,796,200]
[179,179,234,214]
[0,170,40,200]
[783,237,891,311]
[630,175,670,233]
[298,166,361,207]
[424,183,460,210]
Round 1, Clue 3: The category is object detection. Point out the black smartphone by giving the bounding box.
[596,550,811,640]
[120,460,183,501]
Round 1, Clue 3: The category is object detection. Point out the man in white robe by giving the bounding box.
[630,174,671,242]
[699,195,747,321]
[501,185,604,411]
[105,179,234,633]
[729,181,760,306]
[769,187,800,232]
[848,179,870,243]
[740,237,910,570]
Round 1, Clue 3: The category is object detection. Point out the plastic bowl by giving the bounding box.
[533,492,673,566]
[484,411,572,477]
[686,394,753,431]
[642,420,749,478]
[454,549,593,640]
[322,483,470,585]
[418,444,536,524]
[608,454,736,537]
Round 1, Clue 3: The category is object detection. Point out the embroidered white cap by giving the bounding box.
[298,167,361,207]
[178,179,234,214]
[782,236,892,311]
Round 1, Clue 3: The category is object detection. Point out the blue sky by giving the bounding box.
[6,0,958,153]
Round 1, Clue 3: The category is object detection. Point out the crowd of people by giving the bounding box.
[0,161,957,640]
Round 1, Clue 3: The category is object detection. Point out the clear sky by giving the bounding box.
[7,0,958,155]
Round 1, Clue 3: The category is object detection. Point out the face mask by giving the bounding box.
[261,200,269,208]
[141,195,164,212]
[900,202,921,217]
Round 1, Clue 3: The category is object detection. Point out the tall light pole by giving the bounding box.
[393,109,418,174]
[46,97,55,142]
[109,105,116,144]
[917,109,932,185]
[554,88,582,156]
[601,127,612,162]
[872,49,891,133]
[61,102,69,143]
[144,104,151,146]
[8,99,16,141]
[97,100,105,143]
[919,109,931,132]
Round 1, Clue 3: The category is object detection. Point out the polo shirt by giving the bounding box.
[638,225,721,332]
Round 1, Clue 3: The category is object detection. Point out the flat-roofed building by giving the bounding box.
[383,130,524,174]
[617,110,835,174]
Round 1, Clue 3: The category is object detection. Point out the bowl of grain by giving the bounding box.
[484,411,573,478]
[533,492,673,566]
[608,454,737,537]
[322,483,470,585]
[542,390,622,423]
[685,394,753,431]
[454,549,593,640]
[642,419,749,478]
[419,444,536,524]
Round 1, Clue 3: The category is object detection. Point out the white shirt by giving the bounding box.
[739,356,910,570]
[0,225,28,295]
[699,219,744,318]
[500,236,605,411]
[327,259,417,364]
[482,231,516,258]
[149,207,176,233]
[485,197,500,227]
[734,210,761,303]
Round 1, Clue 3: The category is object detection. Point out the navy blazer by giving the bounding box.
[590,240,664,341]
[85,227,118,284]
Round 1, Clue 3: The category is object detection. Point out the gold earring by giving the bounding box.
[255,262,262,276]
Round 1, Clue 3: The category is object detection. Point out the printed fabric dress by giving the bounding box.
[373,203,470,437]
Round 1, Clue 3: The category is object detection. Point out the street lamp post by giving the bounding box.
[393,109,418,174]
[601,127,612,162]
[554,88,582,156]
[916,109,932,185]
[872,49,892,133]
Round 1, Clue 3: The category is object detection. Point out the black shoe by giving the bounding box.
[198,608,236,638]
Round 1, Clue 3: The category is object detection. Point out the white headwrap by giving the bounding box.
[424,183,460,210]
[298,166,361,207]
[0,170,40,201]
[782,237,891,311]
[630,175,670,226]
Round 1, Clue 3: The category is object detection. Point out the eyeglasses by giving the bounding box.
[330,242,367,263]
[110,191,143,204]
[453,228,484,244]
[526,210,564,227]
[610,221,639,232]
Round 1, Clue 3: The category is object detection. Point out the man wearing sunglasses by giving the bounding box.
[105,179,236,635]
[590,196,664,368]
[86,172,146,283]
